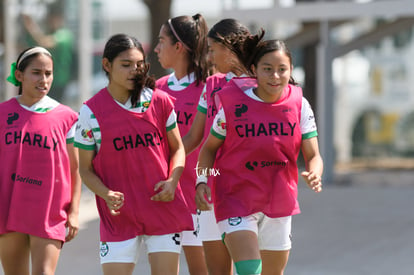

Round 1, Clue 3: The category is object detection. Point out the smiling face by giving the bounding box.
[103,48,145,94]
[252,50,292,103]
[15,53,53,105]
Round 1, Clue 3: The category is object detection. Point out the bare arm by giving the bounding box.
[194,133,224,210]
[151,126,186,202]
[78,148,124,215]
[301,137,323,192]
[182,111,206,155]
[65,143,82,242]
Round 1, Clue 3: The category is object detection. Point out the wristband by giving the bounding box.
[196,175,208,188]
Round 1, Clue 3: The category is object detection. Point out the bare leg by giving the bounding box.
[260,250,290,275]
[224,230,260,262]
[102,263,135,275]
[30,235,62,275]
[0,232,30,275]
[202,240,233,275]
[148,251,180,275]
[182,245,208,275]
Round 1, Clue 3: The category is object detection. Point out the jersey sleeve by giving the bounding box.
[197,84,208,114]
[166,109,177,132]
[300,97,318,139]
[66,123,76,143]
[210,108,226,140]
[74,104,99,151]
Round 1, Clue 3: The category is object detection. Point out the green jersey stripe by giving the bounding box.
[168,81,190,87]
[34,107,52,112]
[197,105,207,114]
[166,122,177,132]
[74,142,96,151]
[210,128,225,140]
[66,137,75,144]
[302,131,318,140]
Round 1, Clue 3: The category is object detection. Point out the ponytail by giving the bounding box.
[165,14,209,85]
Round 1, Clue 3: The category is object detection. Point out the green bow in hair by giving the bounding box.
[6,62,21,87]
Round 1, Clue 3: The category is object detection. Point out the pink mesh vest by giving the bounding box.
[157,76,204,214]
[0,98,78,241]
[202,73,232,194]
[213,78,303,221]
[87,88,193,241]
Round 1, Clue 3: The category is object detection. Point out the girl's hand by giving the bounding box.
[105,190,124,216]
[65,210,79,242]
[195,183,212,211]
[301,171,322,193]
[151,178,176,202]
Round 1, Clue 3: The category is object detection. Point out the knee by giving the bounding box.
[234,259,262,275]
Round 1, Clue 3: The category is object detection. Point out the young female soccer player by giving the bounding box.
[75,34,192,275]
[0,46,81,275]
[154,14,209,275]
[195,32,323,275]
[183,18,251,275]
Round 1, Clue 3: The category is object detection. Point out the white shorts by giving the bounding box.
[198,207,222,241]
[99,233,182,264]
[217,213,292,251]
[182,212,203,246]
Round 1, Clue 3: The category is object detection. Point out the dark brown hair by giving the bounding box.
[164,13,209,85]
[236,30,298,85]
[208,18,250,58]
[103,33,156,107]
[15,47,53,95]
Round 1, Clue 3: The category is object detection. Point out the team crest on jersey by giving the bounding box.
[100,242,109,257]
[228,217,242,226]
[81,129,93,140]
[216,117,226,130]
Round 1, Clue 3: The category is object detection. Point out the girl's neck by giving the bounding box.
[107,85,129,105]
[17,94,43,108]
[174,68,191,81]
[253,87,282,103]
[172,56,191,81]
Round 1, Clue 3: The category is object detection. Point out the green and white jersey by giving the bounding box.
[211,88,318,140]
[17,95,76,142]
[74,87,176,152]
[197,72,245,114]
[165,72,195,91]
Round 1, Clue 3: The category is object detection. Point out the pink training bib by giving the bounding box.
[0,98,78,241]
[213,78,303,222]
[157,76,204,214]
[87,88,193,242]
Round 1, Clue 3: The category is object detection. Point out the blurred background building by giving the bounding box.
[1,0,414,183]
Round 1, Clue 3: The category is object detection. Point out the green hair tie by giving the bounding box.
[6,62,21,87]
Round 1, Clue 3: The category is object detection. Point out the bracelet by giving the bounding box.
[195,175,208,189]
[196,182,207,189]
